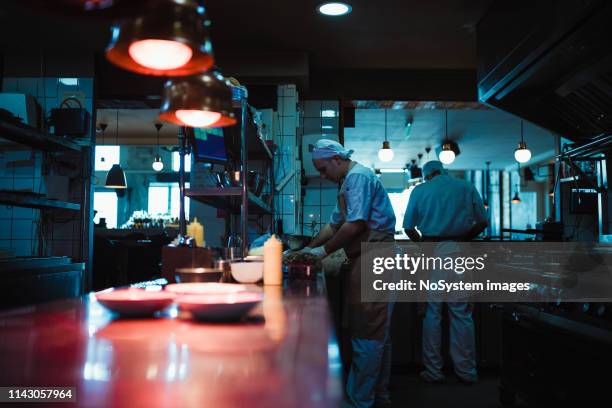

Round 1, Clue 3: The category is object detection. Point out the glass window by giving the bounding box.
[170,184,190,219]
[388,186,415,239]
[148,182,190,218]
[148,186,169,216]
[172,152,192,172]
[95,146,120,171]
[93,191,118,229]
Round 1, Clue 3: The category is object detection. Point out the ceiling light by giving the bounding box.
[128,39,193,71]
[514,120,532,163]
[152,155,164,172]
[105,110,127,188]
[105,0,214,76]
[511,191,521,204]
[152,123,164,171]
[378,109,394,162]
[158,71,236,128]
[378,141,394,162]
[437,110,459,165]
[439,146,456,165]
[105,164,127,188]
[317,2,352,16]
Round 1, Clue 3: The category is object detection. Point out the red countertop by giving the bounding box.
[0,277,342,407]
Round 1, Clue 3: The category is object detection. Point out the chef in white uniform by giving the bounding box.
[304,139,396,408]
[403,160,488,384]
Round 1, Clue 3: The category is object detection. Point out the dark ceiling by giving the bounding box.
[0,0,493,101]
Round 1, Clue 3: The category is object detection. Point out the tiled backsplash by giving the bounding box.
[297,100,340,237]
[1,75,93,257]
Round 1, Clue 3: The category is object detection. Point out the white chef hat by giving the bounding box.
[311,139,354,160]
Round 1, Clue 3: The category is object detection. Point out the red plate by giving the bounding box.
[177,292,263,321]
[95,289,176,316]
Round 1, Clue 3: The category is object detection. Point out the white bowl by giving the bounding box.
[230,261,264,283]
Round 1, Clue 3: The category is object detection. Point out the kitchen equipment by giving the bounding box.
[214,259,233,282]
[176,292,263,321]
[230,260,264,283]
[175,267,223,283]
[287,264,318,281]
[95,288,175,316]
[165,282,249,296]
[248,171,264,196]
[186,217,205,247]
[49,98,90,137]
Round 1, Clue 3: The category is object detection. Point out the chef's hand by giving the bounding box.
[309,246,327,259]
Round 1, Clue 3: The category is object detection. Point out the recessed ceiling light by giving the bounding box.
[317,2,352,16]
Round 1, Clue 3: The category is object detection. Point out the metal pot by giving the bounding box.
[175,267,223,283]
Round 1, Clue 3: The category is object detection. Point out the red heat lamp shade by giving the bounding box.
[158,72,236,128]
[105,0,214,76]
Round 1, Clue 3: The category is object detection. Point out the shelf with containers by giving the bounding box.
[184,86,275,255]
[0,114,92,306]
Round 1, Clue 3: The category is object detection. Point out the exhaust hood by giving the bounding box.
[476,0,612,142]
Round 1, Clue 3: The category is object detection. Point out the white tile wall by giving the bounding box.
[0,75,94,258]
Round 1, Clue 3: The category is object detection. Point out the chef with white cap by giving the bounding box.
[303,139,396,408]
[403,160,488,384]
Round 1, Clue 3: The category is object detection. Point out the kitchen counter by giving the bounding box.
[0,277,342,407]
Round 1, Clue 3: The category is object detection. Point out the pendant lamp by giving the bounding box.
[152,123,164,171]
[158,71,236,128]
[511,188,521,204]
[378,109,394,162]
[438,110,456,165]
[514,120,532,163]
[105,110,127,189]
[105,0,214,76]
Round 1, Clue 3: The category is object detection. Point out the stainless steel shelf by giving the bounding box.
[0,119,83,152]
[0,191,81,211]
[185,188,271,215]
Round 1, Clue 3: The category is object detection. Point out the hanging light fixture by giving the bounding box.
[105,110,127,189]
[105,0,214,76]
[98,122,107,162]
[152,123,164,172]
[378,109,394,162]
[438,110,458,165]
[158,70,236,128]
[511,187,521,204]
[514,120,532,163]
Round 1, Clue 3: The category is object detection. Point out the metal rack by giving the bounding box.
[183,93,274,256]
[0,117,91,294]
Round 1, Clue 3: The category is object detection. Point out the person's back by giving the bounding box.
[402,160,487,385]
[405,174,486,238]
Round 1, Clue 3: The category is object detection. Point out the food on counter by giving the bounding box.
[282,252,322,271]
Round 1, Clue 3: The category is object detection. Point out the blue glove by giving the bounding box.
[310,246,327,259]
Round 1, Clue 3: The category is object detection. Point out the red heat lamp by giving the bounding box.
[158,71,236,128]
[105,0,214,76]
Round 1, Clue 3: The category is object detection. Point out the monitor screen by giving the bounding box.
[192,127,228,163]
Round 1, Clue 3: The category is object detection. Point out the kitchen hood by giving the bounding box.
[476,0,612,142]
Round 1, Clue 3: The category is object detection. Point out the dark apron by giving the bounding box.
[337,177,394,340]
